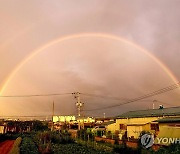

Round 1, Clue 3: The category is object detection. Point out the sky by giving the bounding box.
[0,0,180,118]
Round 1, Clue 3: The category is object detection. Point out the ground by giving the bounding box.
[0,140,15,154]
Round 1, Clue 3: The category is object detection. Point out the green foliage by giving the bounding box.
[0,134,8,142]
[106,131,112,139]
[9,137,22,154]
[97,130,103,137]
[76,139,113,153]
[154,144,180,154]
[34,131,73,145]
[0,132,22,141]
[52,143,111,154]
[113,144,139,154]
[32,120,49,131]
[32,131,73,153]
[77,129,94,141]
[20,137,39,154]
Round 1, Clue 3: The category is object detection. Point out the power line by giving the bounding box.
[81,93,128,101]
[0,82,179,112]
[0,111,77,118]
[0,115,52,117]
[84,82,180,111]
[0,93,72,98]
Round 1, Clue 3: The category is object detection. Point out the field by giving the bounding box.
[0,122,179,154]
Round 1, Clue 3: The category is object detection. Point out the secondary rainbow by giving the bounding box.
[0,33,178,95]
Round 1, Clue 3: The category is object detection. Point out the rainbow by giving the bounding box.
[0,33,178,95]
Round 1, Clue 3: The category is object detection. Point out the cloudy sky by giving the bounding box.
[0,0,179,118]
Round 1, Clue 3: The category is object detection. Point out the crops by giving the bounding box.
[34,130,73,145]
[20,137,39,154]
[32,131,111,154]
[52,143,111,154]
[76,139,113,153]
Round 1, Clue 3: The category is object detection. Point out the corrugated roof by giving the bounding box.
[100,121,116,126]
[154,117,180,123]
[117,106,180,118]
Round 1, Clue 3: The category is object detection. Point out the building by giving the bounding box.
[53,115,76,123]
[153,117,180,145]
[0,125,5,134]
[95,117,115,124]
[106,106,180,139]
[52,115,95,130]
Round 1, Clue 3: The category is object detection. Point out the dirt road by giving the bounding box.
[0,140,15,154]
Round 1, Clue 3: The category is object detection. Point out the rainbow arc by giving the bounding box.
[0,33,178,95]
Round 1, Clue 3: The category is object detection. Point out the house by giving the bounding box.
[153,117,180,145]
[153,116,180,128]
[0,125,5,134]
[53,115,76,123]
[52,115,96,130]
[95,117,115,124]
[106,106,180,139]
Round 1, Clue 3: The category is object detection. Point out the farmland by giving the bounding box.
[0,121,180,154]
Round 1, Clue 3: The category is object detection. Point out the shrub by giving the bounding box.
[113,144,139,154]
[52,143,111,154]
[20,137,38,154]
[155,144,180,154]
[34,131,73,145]
[76,139,113,153]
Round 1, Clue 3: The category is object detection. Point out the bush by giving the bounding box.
[76,139,113,153]
[113,144,139,154]
[32,120,49,131]
[20,137,38,154]
[34,131,73,145]
[52,143,111,154]
[0,134,8,142]
[77,129,95,142]
[155,144,180,154]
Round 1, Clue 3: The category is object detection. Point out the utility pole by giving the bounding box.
[72,92,84,130]
[53,101,55,117]
[51,101,54,131]
[153,103,155,109]
[153,100,157,109]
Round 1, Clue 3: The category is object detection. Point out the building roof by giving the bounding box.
[117,106,180,118]
[100,121,116,126]
[95,117,115,120]
[154,117,180,123]
[127,123,146,126]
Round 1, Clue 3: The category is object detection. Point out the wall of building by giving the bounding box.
[53,116,76,123]
[106,123,119,132]
[116,117,160,125]
[106,117,162,139]
[154,126,180,145]
[0,126,4,134]
[127,125,143,139]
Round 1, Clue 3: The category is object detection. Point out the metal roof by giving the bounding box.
[117,106,180,118]
[100,121,116,126]
[154,117,180,123]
